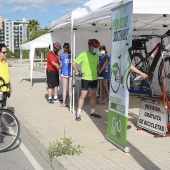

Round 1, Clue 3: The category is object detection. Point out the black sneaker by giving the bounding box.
[53,98,60,103]
[90,112,102,118]
[75,115,81,121]
[48,99,54,104]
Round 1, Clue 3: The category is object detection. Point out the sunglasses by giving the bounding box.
[1,51,7,54]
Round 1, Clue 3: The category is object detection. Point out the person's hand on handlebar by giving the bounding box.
[131,64,148,80]
[140,72,148,80]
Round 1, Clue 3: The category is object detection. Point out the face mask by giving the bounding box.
[100,51,105,55]
[54,49,60,54]
[93,48,98,54]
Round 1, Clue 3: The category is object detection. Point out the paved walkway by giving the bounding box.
[6,66,170,170]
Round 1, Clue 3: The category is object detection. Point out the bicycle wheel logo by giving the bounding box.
[111,116,121,138]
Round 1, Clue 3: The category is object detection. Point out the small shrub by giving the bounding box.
[49,137,83,161]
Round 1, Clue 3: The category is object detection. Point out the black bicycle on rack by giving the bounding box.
[0,77,20,152]
[129,30,170,98]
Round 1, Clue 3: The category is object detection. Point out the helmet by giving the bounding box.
[53,41,61,50]
[88,39,101,48]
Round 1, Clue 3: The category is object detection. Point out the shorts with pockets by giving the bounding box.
[46,69,59,88]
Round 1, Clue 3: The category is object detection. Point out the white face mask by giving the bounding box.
[100,50,105,55]
[93,48,98,54]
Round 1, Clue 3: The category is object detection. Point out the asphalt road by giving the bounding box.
[0,132,52,170]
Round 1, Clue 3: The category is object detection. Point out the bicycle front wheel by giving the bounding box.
[0,109,20,152]
[158,56,170,98]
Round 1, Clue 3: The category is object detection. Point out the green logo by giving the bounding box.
[111,63,119,76]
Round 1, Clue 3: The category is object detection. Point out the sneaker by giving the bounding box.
[90,112,102,118]
[75,115,81,121]
[48,99,54,104]
[53,98,60,103]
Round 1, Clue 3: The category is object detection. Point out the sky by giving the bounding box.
[0,0,89,29]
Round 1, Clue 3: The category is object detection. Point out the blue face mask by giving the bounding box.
[93,48,98,54]
[100,51,105,55]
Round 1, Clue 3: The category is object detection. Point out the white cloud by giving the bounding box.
[0,0,88,14]
[12,6,28,12]
[0,0,87,6]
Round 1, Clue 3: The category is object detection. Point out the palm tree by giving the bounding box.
[27,19,40,38]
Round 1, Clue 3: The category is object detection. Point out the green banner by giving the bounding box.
[106,2,133,152]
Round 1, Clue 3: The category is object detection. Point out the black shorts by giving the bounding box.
[46,69,59,88]
[81,79,98,91]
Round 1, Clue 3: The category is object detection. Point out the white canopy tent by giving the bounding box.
[73,0,170,95]
[50,0,124,57]
[74,0,170,31]
[50,0,170,111]
[50,0,124,113]
[19,33,52,86]
[51,0,170,61]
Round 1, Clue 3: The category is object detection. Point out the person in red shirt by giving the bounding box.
[46,41,61,104]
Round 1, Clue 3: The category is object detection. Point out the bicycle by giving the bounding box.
[110,51,131,93]
[0,77,20,152]
[129,30,170,98]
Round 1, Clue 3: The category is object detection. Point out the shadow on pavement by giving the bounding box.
[20,78,46,86]
[82,96,161,170]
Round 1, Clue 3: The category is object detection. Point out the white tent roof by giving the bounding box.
[20,33,52,50]
[50,0,122,31]
[73,0,170,31]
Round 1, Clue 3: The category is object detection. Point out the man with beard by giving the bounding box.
[46,41,61,104]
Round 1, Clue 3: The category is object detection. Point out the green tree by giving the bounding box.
[6,48,14,58]
[30,28,49,41]
[22,27,49,43]
[27,19,40,38]
[13,49,20,58]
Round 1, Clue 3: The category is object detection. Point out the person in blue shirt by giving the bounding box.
[60,43,72,107]
[98,45,110,104]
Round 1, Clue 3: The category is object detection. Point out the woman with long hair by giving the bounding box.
[98,45,110,104]
[60,43,72,107]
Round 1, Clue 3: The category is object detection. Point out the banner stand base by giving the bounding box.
[106,136,131,153]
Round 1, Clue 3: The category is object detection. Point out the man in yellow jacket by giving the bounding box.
[0,44,11,105]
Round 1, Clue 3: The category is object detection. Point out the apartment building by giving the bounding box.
[0,18,28,52]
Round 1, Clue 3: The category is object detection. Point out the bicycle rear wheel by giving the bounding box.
[158,56,170,98]
[0,109,20,152]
